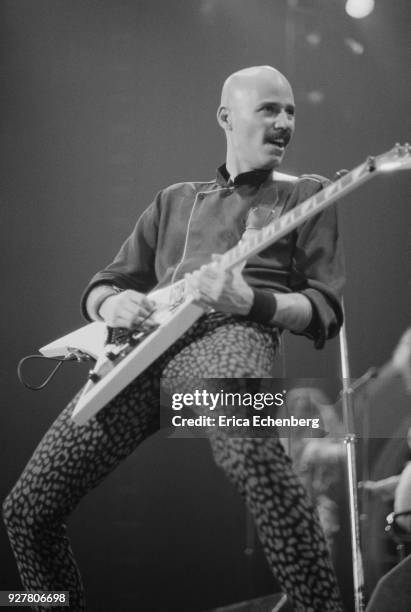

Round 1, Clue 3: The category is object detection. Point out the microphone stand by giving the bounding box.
[339,299,367,612]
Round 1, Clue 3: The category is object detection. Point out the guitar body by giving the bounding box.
[39,281,186,360]
[39,321,107,361]
[40,283,205,425]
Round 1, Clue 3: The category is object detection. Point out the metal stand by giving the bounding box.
[339,299,365,612]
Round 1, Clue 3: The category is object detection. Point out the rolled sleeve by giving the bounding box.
[80,193,161,320]
[290,180,345,348]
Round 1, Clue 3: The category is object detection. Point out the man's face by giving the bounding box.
[228,76,295,172]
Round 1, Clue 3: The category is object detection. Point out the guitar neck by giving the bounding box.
[219,157,376,271]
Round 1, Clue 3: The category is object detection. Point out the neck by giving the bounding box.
[225,157,242,182]
[225,149,255,179]
[225,151,275,181]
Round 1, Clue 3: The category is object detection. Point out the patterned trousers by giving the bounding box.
[3,314,344,611]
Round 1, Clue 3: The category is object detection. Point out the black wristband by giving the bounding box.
[247,289,277,324]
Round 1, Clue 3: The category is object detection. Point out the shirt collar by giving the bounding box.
[216,163,273,187]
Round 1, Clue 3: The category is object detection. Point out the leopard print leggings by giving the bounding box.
[3,314,344,611]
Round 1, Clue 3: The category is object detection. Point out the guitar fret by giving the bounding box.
[340,172,353,188]
[219,161,372,270]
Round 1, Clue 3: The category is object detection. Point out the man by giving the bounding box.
[3,66,345,611]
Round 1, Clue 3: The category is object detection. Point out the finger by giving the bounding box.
[196,262,218,277]
[141,296,156,310]
[210,255,221,269]
[190,287,202,302]
[185,271,195,283]
[121,304,154,320]
[198,283,220,301]
[198,271,222,289]
[130,313,157,328]
[138,305,156,319]
[199,295,216,308]
[191,294,210,309]
[186,277,205,304]
[110,315,137,330]
[126,293,155,310]
[185,272,200,292]
[121,290,153,307]
[190,270,203,283]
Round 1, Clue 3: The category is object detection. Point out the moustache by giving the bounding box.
[265,131,292,147]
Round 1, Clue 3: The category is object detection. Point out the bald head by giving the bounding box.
[220,65,292,108]
[217,66,295,176]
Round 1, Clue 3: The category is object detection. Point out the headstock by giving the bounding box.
[375,142,411,173]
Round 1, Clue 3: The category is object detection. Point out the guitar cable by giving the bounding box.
[18,310,158,391]
[17,354,82,391]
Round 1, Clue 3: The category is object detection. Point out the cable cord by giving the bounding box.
[17,354,79,391]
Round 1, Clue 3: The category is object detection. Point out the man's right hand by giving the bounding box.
[98,290,156,329]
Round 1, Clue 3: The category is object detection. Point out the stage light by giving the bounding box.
[345,0,375,19]
[344,38,364,55]
[306,90,325,105]
[306,32,322,47]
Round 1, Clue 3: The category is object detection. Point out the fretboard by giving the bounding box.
[219,158,374,271]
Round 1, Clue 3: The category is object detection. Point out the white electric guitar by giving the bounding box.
[39,144,411,425]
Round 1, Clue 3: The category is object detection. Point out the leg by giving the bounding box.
[2,367,162,611]
[2,313,235,609]
[2,314,244,609]
[210,434,343,612]
[164,316,344,612]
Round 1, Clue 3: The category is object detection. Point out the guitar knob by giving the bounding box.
[105,350,117,361]
[128,333,142,347]
[88,370,101,383]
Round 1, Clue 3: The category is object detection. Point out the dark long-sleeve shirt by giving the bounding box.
[81,164,345,348]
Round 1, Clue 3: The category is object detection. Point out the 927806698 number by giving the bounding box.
[0,592,69,607]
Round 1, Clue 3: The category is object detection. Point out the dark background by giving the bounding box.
[1,1,410,610]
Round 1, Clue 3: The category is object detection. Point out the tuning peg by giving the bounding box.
[366,156,376,171]
[396,143,410,156]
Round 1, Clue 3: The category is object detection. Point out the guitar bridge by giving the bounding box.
[66,347,94,362]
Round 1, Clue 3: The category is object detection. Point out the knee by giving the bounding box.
[3,484,41,535]
[2,490,18,532]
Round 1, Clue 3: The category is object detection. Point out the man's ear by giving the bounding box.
[216,105,232,131]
